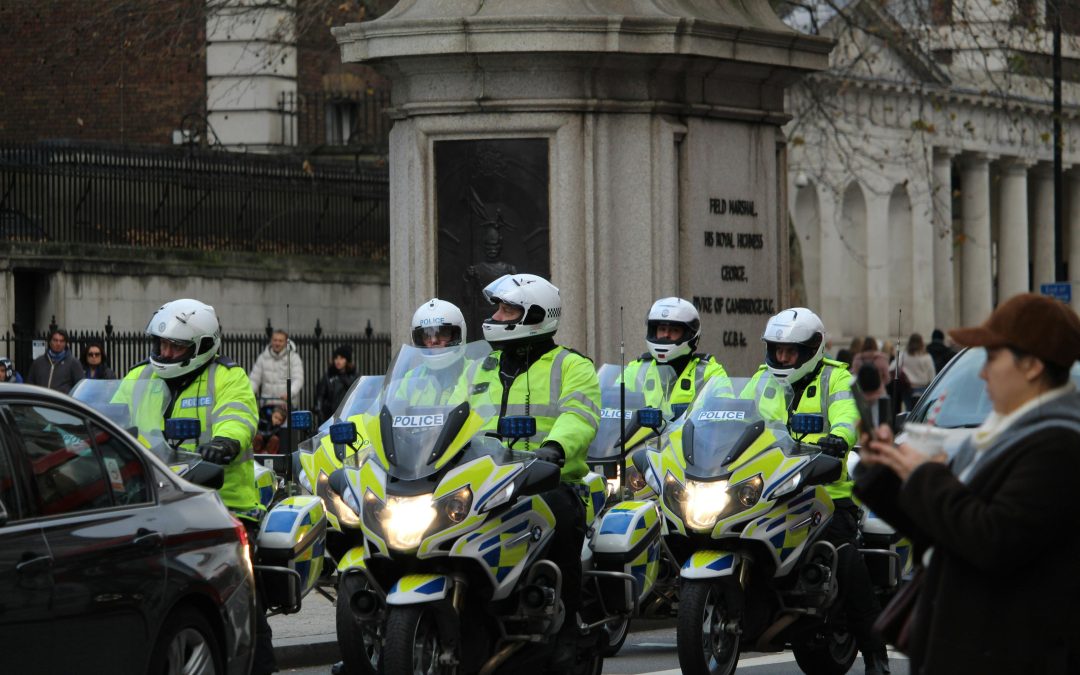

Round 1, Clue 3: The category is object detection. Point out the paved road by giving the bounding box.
[280,625,910,675]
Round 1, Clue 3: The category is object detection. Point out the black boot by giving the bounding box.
[330,661,345,675]
[864,648,890,675]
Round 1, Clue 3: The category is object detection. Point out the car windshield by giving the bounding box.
[908,347,1080,428]
[586,364,651,462]
[682,374,796,476]
[372,341,496,480]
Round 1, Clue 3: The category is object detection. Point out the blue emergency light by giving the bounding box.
[789,413,825,436]
[329,421,358,445]
[670,403,689,421]
[290,410,314,432]
[164,417,201,442]
[498,415,536,441]
[637,407,663,431]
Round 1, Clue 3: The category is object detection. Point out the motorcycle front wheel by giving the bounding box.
[335,575,382,675]
[676,580,740,675]
[383,605,453,675]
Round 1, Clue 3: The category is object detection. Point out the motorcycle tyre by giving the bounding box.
[384,605,452,675]
[676,580,740,675]
[791,627,858,675]
[335,576,382,675]
[600,616,630,657]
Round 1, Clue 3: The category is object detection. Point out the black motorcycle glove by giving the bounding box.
[534,442,565,467]
[818,434,849,458]
[197,436,242,465]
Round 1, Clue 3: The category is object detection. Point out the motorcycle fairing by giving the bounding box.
[386,574,451,606]
[594,500,662,599]
[580,471,607,527]
[680,550,741,580]
[741,485,834,576]
[337,545,367,573]
[255,463,275,511]
[450,494,557,600]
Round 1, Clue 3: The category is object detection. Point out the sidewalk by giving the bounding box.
[269,594,676,669]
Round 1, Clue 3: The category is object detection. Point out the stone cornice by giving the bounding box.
[334,13,833,75]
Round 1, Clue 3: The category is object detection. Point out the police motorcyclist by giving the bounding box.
[757,307,889,675]
[122,299,275,675]
[470,273,601,668]
[621,297,731,415]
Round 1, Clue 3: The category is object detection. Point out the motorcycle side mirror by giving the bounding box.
[789,413,825,437]
[670,403,689,421]
[498,416,536,441]
[184,461,225,490]
[164,418,201,443]
[290,410,314,432]
[638,407,663,431]
[329,421,358,446]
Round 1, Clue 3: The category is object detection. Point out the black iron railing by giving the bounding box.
[1,322,393,415]
[279,89,392,153]
[0,141,389,259]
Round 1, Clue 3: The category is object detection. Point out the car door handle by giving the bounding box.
[16,554,53,575]
[133,529,164,549]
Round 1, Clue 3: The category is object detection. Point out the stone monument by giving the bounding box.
[334,1,831,374]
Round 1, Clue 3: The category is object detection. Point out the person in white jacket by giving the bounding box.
[249,330,304,405]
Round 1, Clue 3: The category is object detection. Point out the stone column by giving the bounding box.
[334,2,832,371]
[996,157,1031,300]
[959,153,993,325]
[1031,163,1056,289]
[932,149,956,331]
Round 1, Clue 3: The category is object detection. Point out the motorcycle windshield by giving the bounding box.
[682,375,795,476]
[317,375,385,433]
[69,378,193,466]
[373,342,496,481]
[587,364,650,462]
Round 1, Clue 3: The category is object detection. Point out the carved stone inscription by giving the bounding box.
[435,139,550,334]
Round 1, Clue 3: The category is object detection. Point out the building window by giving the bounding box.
[325,100,358,146]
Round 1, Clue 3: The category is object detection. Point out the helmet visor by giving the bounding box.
[150,336,196,363]
[411,325,462,348]
[646,320,692,345]
[764,340,819,370]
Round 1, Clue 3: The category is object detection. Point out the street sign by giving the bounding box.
[1040,282,1072,304]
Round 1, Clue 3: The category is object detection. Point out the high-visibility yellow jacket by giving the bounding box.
[748,358,858,501]
[621,354,732,412]
[123,359,261,518]
[471,346,601,482]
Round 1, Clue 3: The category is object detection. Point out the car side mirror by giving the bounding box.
[637,407,663,431]
[164,418,201,443]
[184,461,225,490]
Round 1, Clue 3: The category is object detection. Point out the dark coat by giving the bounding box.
[856,395,1080,675]
[926,340,956,374]
[316,368,358,421]
[27,351,84,393]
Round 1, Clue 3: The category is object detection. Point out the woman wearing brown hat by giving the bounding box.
[856,293,1080,674]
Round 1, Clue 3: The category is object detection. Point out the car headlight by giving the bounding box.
[364,491,437,551]
[684,479,730,531]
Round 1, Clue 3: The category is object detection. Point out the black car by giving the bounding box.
[0,383,255,675]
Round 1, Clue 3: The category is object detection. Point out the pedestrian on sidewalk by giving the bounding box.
[27,329,84,393]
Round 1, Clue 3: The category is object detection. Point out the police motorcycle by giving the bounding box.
[630,374,904,675]
[328,341,653,675]
[292,376,384,575]
[584,363,680,654]
[70,378,329,615]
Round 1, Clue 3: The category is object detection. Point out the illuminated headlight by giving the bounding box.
[606,465,621,498]
[684,479,730,531]
[379,493,436,550]
[326,482,361,528]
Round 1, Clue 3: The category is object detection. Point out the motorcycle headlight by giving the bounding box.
[439,487,472,524]
[684,479,730,531]
[625,464,647,493]
[369,492,437,551]
[733,475,764,509]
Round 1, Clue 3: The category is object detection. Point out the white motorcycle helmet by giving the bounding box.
[762,307,826,383]
[481,273,561,344]
[146,299,222,379]
[646,297,701,362]
[411,298,467,370]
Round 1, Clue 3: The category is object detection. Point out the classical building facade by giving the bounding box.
[786,0,1080,341]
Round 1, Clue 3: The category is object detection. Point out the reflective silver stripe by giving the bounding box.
[694,360,707,396]
[828,390,854,402]
[548,349,569,407]
[560,391,601,418]
[217,402,253,415]
[504,403,560,419]
[201,363,218,444]
[634,361,651,392]
[833,422,857,433]
[818,366,832,431]
[218,414,257,434]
